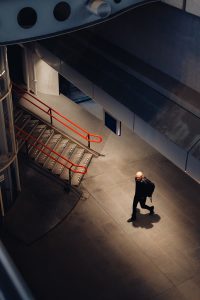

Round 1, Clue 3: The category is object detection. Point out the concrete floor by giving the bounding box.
[1,93,200,300]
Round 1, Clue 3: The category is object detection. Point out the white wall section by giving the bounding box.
[35,58,59,95]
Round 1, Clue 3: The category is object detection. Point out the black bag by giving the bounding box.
[144,178,155,197]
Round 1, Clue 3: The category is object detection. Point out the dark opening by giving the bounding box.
[59,75,91,103]
[105,112,121,135]
[17,7,37,29]
[7,45,25,85]
[114,0,122,3]
[59,74,70,97]
[53,2,71,21]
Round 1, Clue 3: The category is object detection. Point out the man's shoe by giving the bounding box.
[149,206,154,215]
[127,217,136,222]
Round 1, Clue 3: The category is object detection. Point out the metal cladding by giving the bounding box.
[0,0,158,45]
[87,1,112,18]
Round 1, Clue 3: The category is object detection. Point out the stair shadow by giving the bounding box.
[2,154,81,245]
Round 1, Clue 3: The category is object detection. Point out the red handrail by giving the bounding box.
[13,84,102,144]
[15,125,87,174]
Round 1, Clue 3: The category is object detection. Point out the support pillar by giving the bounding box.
[0,46,21,215]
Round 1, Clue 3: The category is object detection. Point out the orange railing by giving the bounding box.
[13,84,102,148]
[15,125,87,184]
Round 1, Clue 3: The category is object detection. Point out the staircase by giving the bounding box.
[14,106,94,186]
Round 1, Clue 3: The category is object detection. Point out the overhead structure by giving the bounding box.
[0,0,158,45]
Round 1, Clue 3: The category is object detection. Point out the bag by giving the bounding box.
[145,178,155,197]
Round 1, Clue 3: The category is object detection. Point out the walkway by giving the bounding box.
[1,93,200,300]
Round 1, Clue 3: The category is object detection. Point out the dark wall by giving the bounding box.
[7,45,24,84]
[88,2,200,93]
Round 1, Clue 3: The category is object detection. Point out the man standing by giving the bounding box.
[128,171,154,222]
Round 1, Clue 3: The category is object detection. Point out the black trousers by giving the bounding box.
[132,196,151,219]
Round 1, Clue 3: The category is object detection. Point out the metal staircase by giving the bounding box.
[14,106,94,186]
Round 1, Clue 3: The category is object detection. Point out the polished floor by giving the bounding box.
[1,93,200,300]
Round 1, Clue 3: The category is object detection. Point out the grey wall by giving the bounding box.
[161,0,184,9]
[88,2,200,94]
[162,0,200,18]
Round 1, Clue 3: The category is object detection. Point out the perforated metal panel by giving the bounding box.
[0,0,158,45]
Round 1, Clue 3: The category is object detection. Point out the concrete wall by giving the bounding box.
[23,48,35,93]
[34,58,59,95]
[186,0,200,17]
[23,47,59,95]
[89,2,200,93]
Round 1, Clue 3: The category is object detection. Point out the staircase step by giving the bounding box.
[27,124,47,152]
[14,105,96,187]
[36,134,62,165]
[18,119,39,149]
[60,147,85,180]
[29,128,54,159]
[14,109,23,122]
[52,143,77,175]
[44,138,69,170]
[15,113,31,128]
[23,119,39,133]
[15,114,32,148]
[71,153,93,186]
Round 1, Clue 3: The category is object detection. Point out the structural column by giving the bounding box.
[0,46,21,218]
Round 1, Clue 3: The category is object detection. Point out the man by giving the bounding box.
[127,171,154,222]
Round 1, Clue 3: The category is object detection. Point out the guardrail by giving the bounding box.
[13,84,102,149]
[15,125,87,186]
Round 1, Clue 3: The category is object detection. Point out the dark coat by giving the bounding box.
[135,177,148,198]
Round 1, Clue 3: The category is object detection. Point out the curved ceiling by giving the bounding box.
[0,0,158,45]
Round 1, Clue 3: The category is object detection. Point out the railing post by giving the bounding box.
[0,186,5,219]
[69,167,72,187]
[48,108,53,125]
[25,140,29,157]
[87,134,90,148]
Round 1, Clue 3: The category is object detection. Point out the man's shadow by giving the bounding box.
[131,209,161,229]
